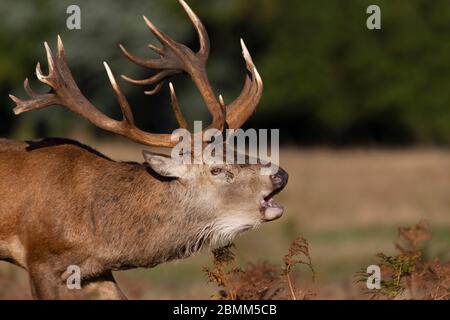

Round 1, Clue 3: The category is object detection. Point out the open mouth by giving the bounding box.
[261,188,283,209]
[260,187,284,221]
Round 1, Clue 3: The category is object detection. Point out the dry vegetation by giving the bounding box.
[203,238,315,300]
[357,221,449,300]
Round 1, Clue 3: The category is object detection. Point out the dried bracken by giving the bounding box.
[396,220,431,254]
[358,221,449,300]
[203,237,315,300]
[203,244,242,300]
[282,237,316,300]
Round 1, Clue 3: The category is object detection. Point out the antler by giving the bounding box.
[119,0,263,130]
[9,0,263,148]
[120,0,225,132]
[225,39,263,129]
[10,37,183,147]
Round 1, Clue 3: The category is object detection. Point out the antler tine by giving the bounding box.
[34,43,54,87]
[219,94,225,110]
[40,42,57,85]
[142,15,178,51]
[57,34,65,57]
[23,78,38,98]
[225,39,263,129]
[178,0,210,60]
[10,92,58,116]
[103,62,135,126]
[144,81,165,96]
[122,70,180,87]
[148,44,165,56]
[169,82,188,129]
[119,44,167,70]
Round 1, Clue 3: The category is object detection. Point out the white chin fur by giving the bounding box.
[264,207,284,221]
[209,215,260,247]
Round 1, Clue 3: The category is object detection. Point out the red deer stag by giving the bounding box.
[0,0,288,299]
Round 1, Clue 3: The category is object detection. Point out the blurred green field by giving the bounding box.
[1,144,449,299]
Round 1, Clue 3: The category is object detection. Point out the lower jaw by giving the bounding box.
[262,207,284,221]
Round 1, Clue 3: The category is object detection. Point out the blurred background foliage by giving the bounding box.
[1,0,449,146]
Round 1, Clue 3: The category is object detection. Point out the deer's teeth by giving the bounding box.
[260,197,282,209]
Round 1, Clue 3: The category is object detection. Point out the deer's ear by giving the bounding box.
[142,151,188,178]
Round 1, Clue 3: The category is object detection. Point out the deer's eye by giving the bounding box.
[211,168,234,182]
[210,168,223,176]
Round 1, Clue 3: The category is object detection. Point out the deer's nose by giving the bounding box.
[271,168,288,188]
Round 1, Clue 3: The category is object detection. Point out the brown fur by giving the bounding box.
[0,138,286,299]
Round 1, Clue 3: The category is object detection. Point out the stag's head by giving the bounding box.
[144,150,288,233]
[10,0,288,243]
